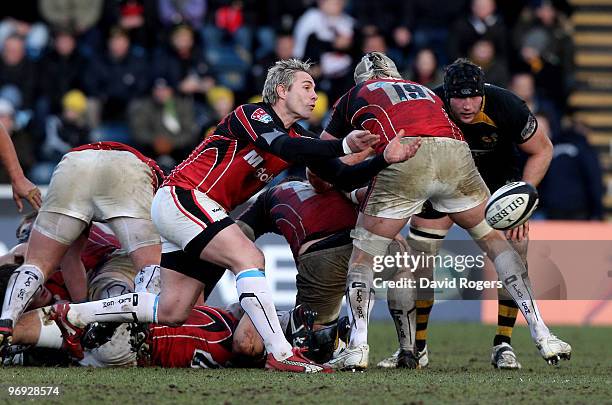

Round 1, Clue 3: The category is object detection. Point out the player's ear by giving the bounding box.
[276,84,288,100]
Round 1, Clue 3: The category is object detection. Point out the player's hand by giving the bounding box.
[11,176,42,212]
[346,130,380,152]
[383,130,421,163]
[505,221,529,242]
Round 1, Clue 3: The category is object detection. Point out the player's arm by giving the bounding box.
[307,129,421,192]
[0,123,42,211]
[344,186,369,205]
[518,122,553,187]
[231,105,377,162]
[236,189,277,241]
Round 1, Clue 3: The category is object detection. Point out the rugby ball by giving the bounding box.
[485,182,539,230]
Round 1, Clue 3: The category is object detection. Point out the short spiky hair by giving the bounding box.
[262,59,313,105]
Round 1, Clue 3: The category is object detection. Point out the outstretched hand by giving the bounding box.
[383,130,421,164]
[345,130,380,152]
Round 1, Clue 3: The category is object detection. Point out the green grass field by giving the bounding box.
[0,322,609,404]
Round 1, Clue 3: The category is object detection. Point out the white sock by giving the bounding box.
[134,265,161,294]
[235,269,292,361]
[1,264,44,324]
[66,292,159,328]
[494,250,550,340]
[35,308,63,349]
[346,263,375,348]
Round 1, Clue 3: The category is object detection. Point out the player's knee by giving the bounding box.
[351,227,393,258]
[406,225,447,255]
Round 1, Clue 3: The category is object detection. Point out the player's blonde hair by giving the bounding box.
[262,59,312,105]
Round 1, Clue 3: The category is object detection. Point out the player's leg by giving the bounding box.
[435,139,569,364]
[331,213,407,371]
[155,186,328,372]
[106,216,162,288]
[295,243,351,328]
[0,212,87,343]
[379,208,451,368]
[94,151,163,295]
[489,236,527,369]
[384,238,419,368]
[449,204,570,364]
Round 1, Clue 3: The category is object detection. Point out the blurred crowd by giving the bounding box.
[0,0,603,219]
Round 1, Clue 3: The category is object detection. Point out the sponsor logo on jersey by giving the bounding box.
[255,167,274,183]
[251,108,273,124]
[243,149,264,167]
[521,114,537,140]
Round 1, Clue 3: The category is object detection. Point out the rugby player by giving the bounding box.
[321,52,570,370]
[0,142,164,347]
[0,262,317,370]
[0,122,42,211]
[48,59,420,373]
[379,59,556,370]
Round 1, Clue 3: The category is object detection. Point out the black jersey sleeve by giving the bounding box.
[306,154,389,192]
[487,85,538,144]
[230,104,345,162]
[324,90,353,139]
[236,189,278,238]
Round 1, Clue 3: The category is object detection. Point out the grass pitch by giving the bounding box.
[0,322,609,404]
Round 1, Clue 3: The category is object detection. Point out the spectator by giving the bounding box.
[0,34,37,109]
[200,85,235,136]
[202,0,253,92]
[249,32,294,96]
[39,0,103,34]
[469,39,510,87]
[158,0,207,31]
[509,71,560,136]
[396,0,469,66]
[293,0,355,101]
[153,24,213,98]
[39,0,104,57]
[105,0,161,51]
[405,48,443,88]
[84,27,149,125]
[539,116,604,220]
[0,0,49,59]
[449,0,508,63]
[38,30,87,116]
[513,1,573,84]
[512,2,572,111]
[129,78,198,170]
[41,90,92,166]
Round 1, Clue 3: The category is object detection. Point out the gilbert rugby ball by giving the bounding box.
[485,181,539,230]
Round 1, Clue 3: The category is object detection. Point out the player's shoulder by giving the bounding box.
[483,84,526,111]
[237,102,276,124]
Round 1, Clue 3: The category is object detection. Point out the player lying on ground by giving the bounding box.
[0,262,327,369]
[378,59,558,370]
[45,59,421,373]
[321,52,570,370]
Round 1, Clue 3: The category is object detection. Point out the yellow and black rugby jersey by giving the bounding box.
[433,84,538,189]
